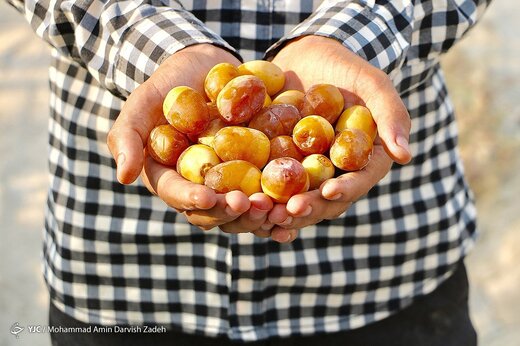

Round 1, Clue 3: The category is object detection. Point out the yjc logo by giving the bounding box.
[10,322,24,338]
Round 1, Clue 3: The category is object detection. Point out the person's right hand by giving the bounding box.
[107,44,273,233]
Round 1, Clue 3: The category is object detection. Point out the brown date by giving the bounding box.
[163,86,210,135]
[204,160,262,196]
[204,63,240,103]
[147,124,190,166]
[213,126,270,169]
[238,60,285,96]
[216,75,266,125]
[248,104,301,139]
[330,129,373,171]
[261,157,309,203]
[301,84,344,124]
[335,105,377,141]
[268,135,304,162]
[292,115,335,155]
[188,117,227,147]
[271,90,305,112]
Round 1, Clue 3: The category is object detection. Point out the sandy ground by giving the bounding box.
[1,1,519,345]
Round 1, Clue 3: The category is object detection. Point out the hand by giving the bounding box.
[266,35,412,233]
[107,44,268,232]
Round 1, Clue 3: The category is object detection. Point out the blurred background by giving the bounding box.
[1,1,519,345]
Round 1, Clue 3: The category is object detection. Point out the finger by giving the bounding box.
[187,191,250,231]
[320,145,393,202]
[338,88,364,110]
[270,227,299,243]
[218,193,272,233]
[240,193,273,225]
[251,221,274,238]
[107,125,146,184]
[268,203,291,224]
[283,191,346,229]
[361,72,412,164]
[280,70,304,92]
[223,190,252,217]
[185,194,229,230]
[251,228,272,238]
[142,155,217,210]
[107,83,165,184]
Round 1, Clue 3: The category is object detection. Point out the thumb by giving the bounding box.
[107,82,165,184]
[107,125,146,184]
[363,74,412,165]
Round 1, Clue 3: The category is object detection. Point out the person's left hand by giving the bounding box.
[261,35,412,240]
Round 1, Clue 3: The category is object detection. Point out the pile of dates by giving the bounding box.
[148,60,377,203]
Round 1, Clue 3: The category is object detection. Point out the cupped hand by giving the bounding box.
[266,35,413,233]
[107,44,274,233]
[266,143,392,231]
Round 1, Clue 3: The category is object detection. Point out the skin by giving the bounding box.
[107,37,412,243]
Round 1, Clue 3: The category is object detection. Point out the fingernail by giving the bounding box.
[299,205,312,217]
[328,193,342,201]
[250,206,268,220]
[321,184,339,200]
[279,216,293,226]
[116,153,127,183]
[189,191,202,208]
[117,152,126,167]
[261,223,273,231]
[278,232,291,243]
[396,135,410,154]
[254,230,271,239]
[225,206,242,217]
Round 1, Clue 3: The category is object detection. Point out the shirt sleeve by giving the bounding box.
[6,0,239,98]
[265,0,492,75]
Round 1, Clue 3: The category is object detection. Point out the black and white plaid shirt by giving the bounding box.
[9,0,490,342]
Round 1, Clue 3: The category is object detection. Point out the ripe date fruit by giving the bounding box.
[268,135,304,162]
[204,63,240,102]
[213,126,270,169]
[301,154,335,190]
[163,86,210,135]
[176,144,221,184]
[248,104,301,139]
[216,75,266,125]
[330,129,373,171]
[272,90,305,112]
[335,105,377,141]
[292,115,335,155]
[238,60,285,96]
[147,124,190,166]
[204,160,262,196]
[188,117,227,147]
[261,157,309,203]
[301,84,344,124]
[263,92,272,107]
[206,102,222,120]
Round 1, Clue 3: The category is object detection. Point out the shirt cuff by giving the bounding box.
[265,1,413,75]
[112,9,239,98]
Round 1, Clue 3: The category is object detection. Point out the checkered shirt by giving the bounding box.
[8,0,491,342]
